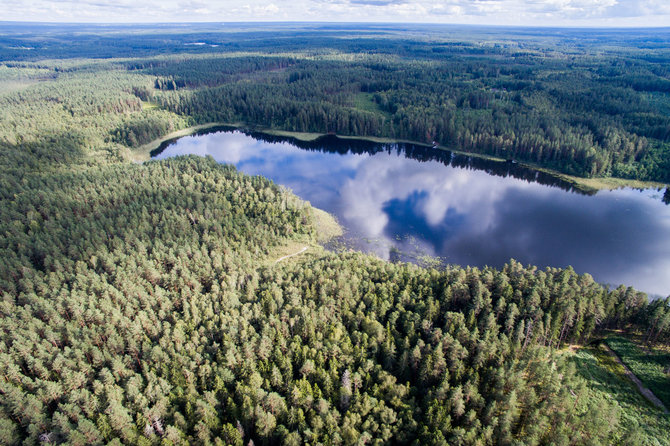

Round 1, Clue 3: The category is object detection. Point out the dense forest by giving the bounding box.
[150,54,670,180]
[2,24,670,181]
[1,23,669,445]
[2,152,669,445]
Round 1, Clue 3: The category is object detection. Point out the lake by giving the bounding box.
[153,128,670,297]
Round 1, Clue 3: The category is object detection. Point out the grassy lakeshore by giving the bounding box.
[134,123,668,192]
[262,205,343,267]
[529,166,668,193]
[131,122,244,161]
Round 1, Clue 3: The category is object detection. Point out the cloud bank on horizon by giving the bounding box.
[3,0,670,26]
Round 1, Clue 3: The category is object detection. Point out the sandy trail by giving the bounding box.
[275,246,308,263]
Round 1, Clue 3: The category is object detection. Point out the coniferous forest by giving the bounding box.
[1,23,669,445]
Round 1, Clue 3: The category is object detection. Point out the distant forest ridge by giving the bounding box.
[2,23,670,182]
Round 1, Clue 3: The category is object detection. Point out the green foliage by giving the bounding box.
[4,24,670,181]
[0,156,314,445]
[0,174,657,445]
[606,337,670,409]
[641,296,670,344]
[0,60,188,172]
[572,345,670,445]
[0,23,669,445]
[143,40,670,182]
[111,110,187,148]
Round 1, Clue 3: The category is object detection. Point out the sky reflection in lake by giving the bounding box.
[155,130,670,297]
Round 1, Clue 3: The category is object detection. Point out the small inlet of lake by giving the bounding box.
[152,128,670,297]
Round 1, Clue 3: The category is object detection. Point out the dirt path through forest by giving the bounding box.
[603,343,669,413]
[275,246,308,263]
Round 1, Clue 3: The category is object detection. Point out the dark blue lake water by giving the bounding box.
[153,128,670,297]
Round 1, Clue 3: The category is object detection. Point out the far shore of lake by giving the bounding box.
[132,122,668,193]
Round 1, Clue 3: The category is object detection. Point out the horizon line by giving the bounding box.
[2,20,670,30]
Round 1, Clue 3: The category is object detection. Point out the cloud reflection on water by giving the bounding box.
[156,130,670,296]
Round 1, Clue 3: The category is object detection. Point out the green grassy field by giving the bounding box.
[572,345,670,445]
[606,337,670,409]
[353,92,392,120]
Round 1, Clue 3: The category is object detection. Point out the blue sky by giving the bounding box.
[3,0,670,26]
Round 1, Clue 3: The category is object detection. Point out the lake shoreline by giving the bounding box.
[132,122,667,193]
[145,126,670,296]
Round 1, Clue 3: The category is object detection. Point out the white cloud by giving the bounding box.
[2,0,670,25]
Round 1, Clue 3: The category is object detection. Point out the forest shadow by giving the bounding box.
[0,130,88,174]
